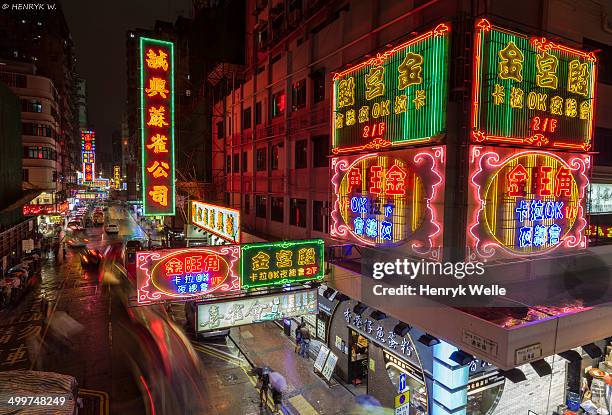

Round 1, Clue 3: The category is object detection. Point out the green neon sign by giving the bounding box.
[140,37,176,216]
[331,23,450,155]
[240,239,325,290]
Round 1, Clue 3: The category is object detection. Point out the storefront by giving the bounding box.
[37,214,63,238]
[327,299,431,414]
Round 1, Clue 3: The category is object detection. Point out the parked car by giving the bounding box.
[105,223,119,234]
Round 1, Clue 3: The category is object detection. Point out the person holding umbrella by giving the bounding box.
[268,371,287,413]
[253,366,271,408]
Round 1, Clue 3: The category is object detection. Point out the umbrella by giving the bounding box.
[268,371,287,391]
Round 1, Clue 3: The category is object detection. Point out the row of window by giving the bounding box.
[22,122,56,139]
[226,135,328,173]
[250,195,329,232]
[217,72,325,138]
[21,99,42,113]
[23,146,57,160]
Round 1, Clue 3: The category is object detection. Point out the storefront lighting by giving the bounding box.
[369,310,386,321]
[449,350,474,366]
[418,333,440,347]
[581,343,603,359]
[353,302,368,315]
[499,368,527,383]
[530,359,552,377]
[558,350,582,363]
[393,322,412,337]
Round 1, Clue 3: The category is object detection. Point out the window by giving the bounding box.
[271,144,280,170]
[290,198,307,227]
[226,155,231,173]
[295,139,307,169]
[256,195,267,218]
[271,196,284,222]
[233,153,240,173]
[242,151,248,172]
[21,99,42,113]
[22,169,29,182]
[217,120,225,139]
[244,194,250,214]
[52,171,57,182]
[292,79,306,111]
[256,65,265,75]
[24,146,57,160]
[242,107,252,129]
[584,38,611,84]
[312,135,328,168]
[271,54,281,65]
[255,101,262,125]
[271,91,285,118]
[312,71,325,103]
[22,122,53,138]
[256,148,267,171]
[594,128,612,166]
[313,200,329,232]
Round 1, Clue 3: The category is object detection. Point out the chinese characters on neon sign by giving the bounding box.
[472,20,597,151]
[240,239,324,290]
[332,23,449,155]
[136,246,240,304]
[81,130,95,183]
[191,201,240,244]
[140,37,175,216]
[113,165,120,189]
[468,146,589,260]
[331,148,445,259]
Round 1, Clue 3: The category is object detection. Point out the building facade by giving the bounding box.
[210,0,612,413]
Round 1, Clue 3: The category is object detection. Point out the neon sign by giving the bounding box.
[140,37,175,216]
[471,19,597,151]
[331,147,445,259]
[113,165,120,189]
[467,146,589,260]
[136,246,240,304]
[81,130,95,182]
[191,201,240,244]
[240,239,324,290]
[331,23,449,155]
[586,225,612,239]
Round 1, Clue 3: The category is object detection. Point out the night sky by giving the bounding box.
[62,0,191,156]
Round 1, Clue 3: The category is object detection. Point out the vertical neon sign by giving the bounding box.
[81,130,95,183]
[140,37,175,216]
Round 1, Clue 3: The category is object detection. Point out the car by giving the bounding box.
[105,223,119,234]
[66,237,88,248]
[80,248,103,268]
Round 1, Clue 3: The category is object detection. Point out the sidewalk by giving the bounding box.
[230,322,354,415]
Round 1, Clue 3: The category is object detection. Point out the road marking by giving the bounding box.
[194,342,247,364]
[192,344,246,367]
[288,395,318,415]
[80,388,109,415]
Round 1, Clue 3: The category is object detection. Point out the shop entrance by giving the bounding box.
[349,329,369,392]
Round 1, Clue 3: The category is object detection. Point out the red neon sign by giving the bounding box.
[136,246,240,304]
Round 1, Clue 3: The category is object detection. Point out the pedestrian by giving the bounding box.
[299,325,311,358]
[294,322,304,353]
[271,386,282,413]
[254,367,270,407]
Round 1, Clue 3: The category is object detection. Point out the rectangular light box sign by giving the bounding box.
[240,239,324,290]
[196,288,318,332]
[467,145,590,261]
[331,23,450,155]
[191,201,240,244]
[136,246,240,304]
[140,37,175,216]
[471,19,597,151]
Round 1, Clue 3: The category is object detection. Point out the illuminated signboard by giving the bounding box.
[197,289,317,332]
[586,225,612,240]
[81,130,96,182]
[588,184,612,214]
[190,201,240,244]
[136,246,240,304]
[471,19,597,151]
[23,202,69,216]
[331,23,449,155]
[240,239,324,290]
[331,147,445,259]
[113,165,121,189]
[140,37,175,216]
[75,191,107,200]
[467,146,590,261]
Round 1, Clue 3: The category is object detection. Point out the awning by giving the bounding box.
[0,190,43,213]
